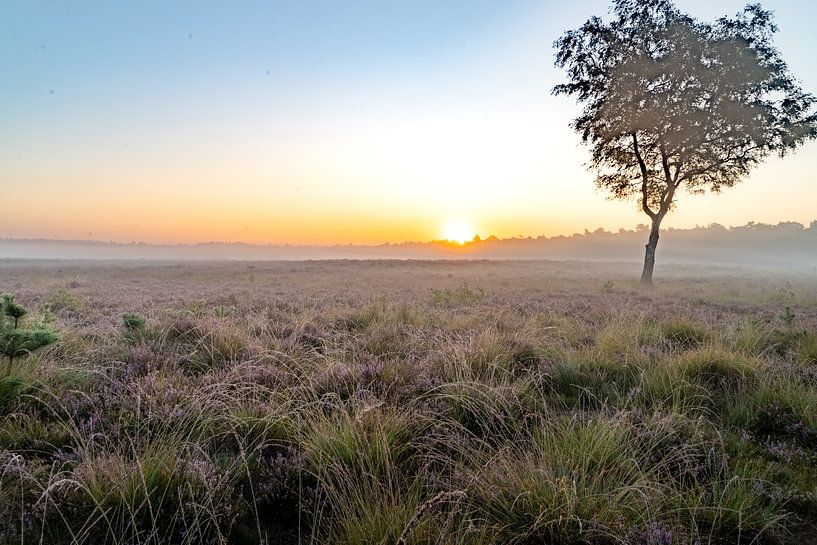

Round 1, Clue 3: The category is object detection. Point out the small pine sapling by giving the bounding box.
[0,294,59,369]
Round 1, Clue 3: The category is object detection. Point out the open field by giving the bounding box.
[2,260,817,544]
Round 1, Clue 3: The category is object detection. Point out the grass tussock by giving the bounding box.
[1,261,817,545]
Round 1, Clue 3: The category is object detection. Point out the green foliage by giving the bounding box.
[2,293,28,327]
[0,294,58,366]
[672,347,757,393]
[554,0,817,283]
[0,329,59,364]
[661,318,710,349]
[122,312,147,339]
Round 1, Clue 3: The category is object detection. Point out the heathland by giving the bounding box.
[1,260,816,544]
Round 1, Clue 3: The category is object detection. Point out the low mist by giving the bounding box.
[3,220,815,270]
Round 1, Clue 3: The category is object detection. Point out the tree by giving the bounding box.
[0,294,58,369]
[553,0,817,285]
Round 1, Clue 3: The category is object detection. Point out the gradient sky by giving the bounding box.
[2,0,816,245]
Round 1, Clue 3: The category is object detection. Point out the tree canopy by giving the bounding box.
[554,0,816,249]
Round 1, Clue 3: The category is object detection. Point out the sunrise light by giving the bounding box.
[442,219,475,244]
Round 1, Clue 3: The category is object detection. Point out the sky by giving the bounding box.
[2,0,816,245]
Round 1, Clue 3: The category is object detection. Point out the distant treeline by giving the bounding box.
[2,221,816,269]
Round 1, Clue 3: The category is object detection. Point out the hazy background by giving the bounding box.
[2,221,815,270]
[2,0,816,245]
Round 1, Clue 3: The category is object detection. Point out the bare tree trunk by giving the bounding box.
[640,217,662,286]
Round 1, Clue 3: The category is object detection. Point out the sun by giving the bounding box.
[442,219,475,244]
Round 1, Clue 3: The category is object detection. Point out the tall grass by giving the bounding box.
[1,262,816,544]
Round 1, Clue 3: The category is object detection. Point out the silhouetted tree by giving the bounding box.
[554,0,816,285]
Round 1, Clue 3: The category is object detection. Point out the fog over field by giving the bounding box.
[3,220,816,269]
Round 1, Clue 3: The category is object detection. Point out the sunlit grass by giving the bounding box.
[0,261,816,544]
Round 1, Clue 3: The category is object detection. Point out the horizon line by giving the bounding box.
[2,218,815,249]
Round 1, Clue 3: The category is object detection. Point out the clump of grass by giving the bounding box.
[45,288,88,315]
[430,284,485,307]
[671,346,758,393]
[727,319,775,356]
[661,318,710,349]
[302,405,418,476]
[122,312,147,342]
[0,363,43,413]
[722,377,817,447]
[337,302,387,331]
[467,417,657,543]
[797,333,817,366]
[550,359,629,409]
[37,446,240,544]
[181,319,251,373]
[214,305,234,318]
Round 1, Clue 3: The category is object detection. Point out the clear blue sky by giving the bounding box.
[2,1,816,244]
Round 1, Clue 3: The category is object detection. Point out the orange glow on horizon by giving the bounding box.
[441,219,475,244]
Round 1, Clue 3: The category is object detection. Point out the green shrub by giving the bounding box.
[122,312,147,338]
[0,294,58,367]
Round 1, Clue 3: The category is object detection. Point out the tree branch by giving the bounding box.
[632,132,657,220]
